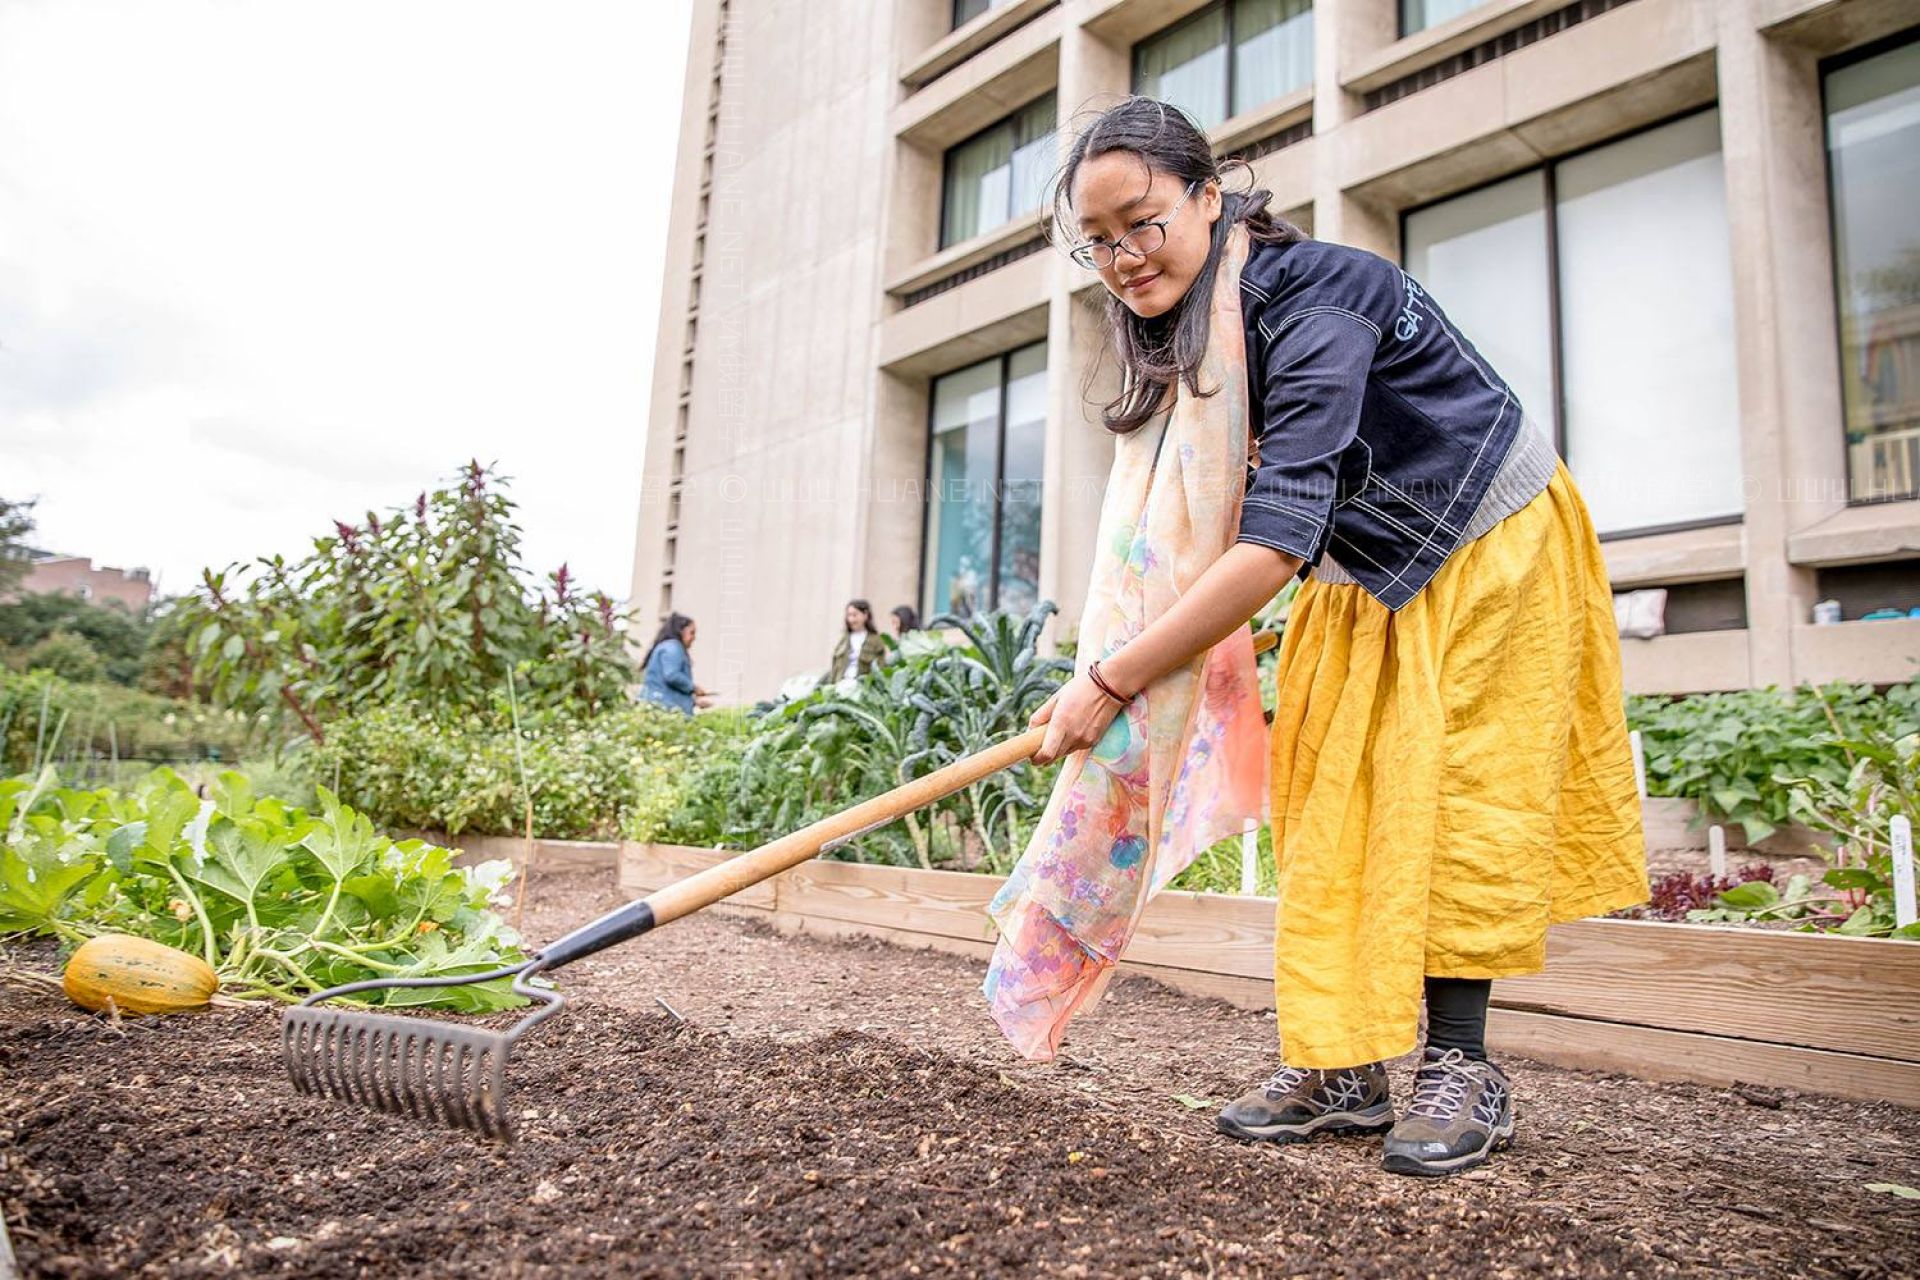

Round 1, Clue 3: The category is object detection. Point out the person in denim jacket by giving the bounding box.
[1026,98,1648,1177]
[638,613,711,714]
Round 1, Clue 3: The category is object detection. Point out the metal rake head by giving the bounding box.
[282,964,562,1142]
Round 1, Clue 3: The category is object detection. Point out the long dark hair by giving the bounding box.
[844,598,873,632]
[891,604,919,633]
[641,612,694,669]
[1044,96,1307,435]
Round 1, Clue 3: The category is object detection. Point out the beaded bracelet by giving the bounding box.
[1086,660,1130,704]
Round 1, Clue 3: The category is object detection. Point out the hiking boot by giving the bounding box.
[1381,1048,1514,1177]
[1216,1062,1393,1143]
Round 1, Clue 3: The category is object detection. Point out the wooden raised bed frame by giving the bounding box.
[620,842,1920,1109]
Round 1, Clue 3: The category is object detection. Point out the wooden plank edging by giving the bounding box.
[619,842,1920,1106]
[400,830,621,870]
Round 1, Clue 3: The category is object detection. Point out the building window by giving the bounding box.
[1133,0,1314,133]
[923,342,1047,620]
[1827,38,1920,503]
[952,0,1018,30]
[1400,0,1484,38]
[1404,110,1744,536]
[940,94,1056,249]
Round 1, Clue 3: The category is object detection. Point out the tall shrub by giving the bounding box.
[186,462,633,737]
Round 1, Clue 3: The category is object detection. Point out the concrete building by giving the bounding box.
[10,550,154,612]
[630,0,1920,703]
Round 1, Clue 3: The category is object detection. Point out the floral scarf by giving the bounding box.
[983,223,1268,1060]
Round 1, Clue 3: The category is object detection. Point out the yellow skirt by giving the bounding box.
[1268,461,1647,1068]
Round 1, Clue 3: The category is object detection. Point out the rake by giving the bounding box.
[283,630,1277,1140]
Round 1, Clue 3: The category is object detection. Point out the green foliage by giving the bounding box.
[21,629,104,683]
[1627,681,1920,842]
[1,669,269,778]
[0,591,152,686]
[1168,824,1277,896]
[0,496,34,598]
[0,767,528,1008]
[185,462,634,738]
[136,598,202,699]
[316,701,741,841]
[694,604,1070,872]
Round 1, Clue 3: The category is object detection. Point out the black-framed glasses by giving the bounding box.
[1070,180,1201,271]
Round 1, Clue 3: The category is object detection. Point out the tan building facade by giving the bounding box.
[11,551,154,612]
[630,0,1920,703]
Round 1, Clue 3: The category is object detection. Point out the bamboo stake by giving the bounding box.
[506,668,535,932]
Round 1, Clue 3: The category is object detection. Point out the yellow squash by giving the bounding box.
[62,935,219,1015]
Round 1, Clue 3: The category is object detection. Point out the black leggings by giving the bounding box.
[1423,976,1491,1060]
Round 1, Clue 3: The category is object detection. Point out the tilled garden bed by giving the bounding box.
[2,867,1916,1278]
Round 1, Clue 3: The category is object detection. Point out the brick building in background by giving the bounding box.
[631,0,1920,703]
[11,550,155,613]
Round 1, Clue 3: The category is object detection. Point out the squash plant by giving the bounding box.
[1628,680,1920,843]
[0,766,527,1008]
[1688,720,1920,939]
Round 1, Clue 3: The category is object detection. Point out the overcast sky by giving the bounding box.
[0,0,692,602]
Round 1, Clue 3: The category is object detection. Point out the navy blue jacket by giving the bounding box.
[1234,237,1524,610]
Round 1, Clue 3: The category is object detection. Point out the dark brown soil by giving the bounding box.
[2,866,1916,1278]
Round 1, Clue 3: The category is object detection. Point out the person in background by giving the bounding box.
[890,604,920,636]
[827,599,888,684]
[638,613,712,714]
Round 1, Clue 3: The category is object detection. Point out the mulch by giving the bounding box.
[1,866,1915,1277]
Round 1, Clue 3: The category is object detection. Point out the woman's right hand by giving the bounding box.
[1029,672,1125,766]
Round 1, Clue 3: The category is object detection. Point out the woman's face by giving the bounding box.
[679,621,696,648]
[1071,153,1220,320]
[845,604,867,631]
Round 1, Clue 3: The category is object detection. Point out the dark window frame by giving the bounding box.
[937,92,1057,251]
[918,340,1047,620]
[1398,105,1746,543]
[952,0,991,32]
[1132,2,1234,128]
[1132,0,1316,129]
[1398,0,1483,41]
[1818,29,1920,508]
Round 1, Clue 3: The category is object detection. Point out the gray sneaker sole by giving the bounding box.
[1216,1103,1395,1145]
[1380,1114,1516,1177]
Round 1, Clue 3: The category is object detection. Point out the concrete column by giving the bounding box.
[1313,0,1398,254]
[1716,0,1841,685]
[1042,11,1131,648]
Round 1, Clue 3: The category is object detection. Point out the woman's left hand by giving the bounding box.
[1029,672,1126,766]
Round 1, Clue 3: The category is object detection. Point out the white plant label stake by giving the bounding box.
[1892,815,1916,930]
[1240,824,1259,897]
[1629,730,1647,799]
[1708,824,1727,880]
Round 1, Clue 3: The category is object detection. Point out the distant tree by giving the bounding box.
[0,497,35,597]
[137,599,200,699]
[0,592,151,686]
[22,629,105,683]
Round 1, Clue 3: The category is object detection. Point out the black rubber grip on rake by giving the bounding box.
[536,898,656,970]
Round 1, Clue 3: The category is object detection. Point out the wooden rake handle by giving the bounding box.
[536,628,1277,968]
[645,627,1279,927]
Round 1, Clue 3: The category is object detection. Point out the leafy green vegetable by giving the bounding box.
[1628,681,1920,843]
[0,766,527,1008]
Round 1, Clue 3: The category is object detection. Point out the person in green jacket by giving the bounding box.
[826,599,889,684]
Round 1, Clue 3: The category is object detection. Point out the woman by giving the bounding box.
[638,613,710,714]
[1008,99,1647,1178]
[826,599,888,684]
[889,604,920,637]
